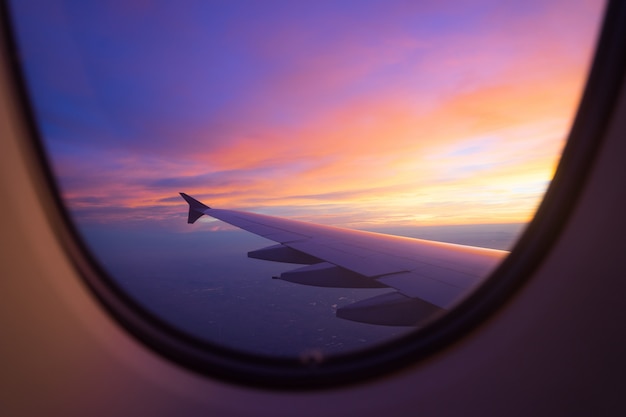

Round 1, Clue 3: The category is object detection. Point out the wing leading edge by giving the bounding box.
[180,193,508,326]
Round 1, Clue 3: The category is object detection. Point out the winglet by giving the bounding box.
[180,193,210,224]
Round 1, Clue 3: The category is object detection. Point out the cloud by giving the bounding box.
[26,0,604,228]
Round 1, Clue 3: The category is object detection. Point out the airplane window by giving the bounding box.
[6,0,606,386]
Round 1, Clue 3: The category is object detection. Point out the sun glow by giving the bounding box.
[20,0,603,230]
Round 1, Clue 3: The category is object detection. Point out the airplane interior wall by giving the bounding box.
[1,8,626,417]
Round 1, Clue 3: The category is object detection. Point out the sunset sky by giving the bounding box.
[13,0,605,230]
[6,0,608,356]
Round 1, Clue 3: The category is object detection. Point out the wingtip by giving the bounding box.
[180,192,210,224]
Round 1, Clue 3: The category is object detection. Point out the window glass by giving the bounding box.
[9,0,604,357]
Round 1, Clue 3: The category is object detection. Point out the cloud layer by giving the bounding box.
[13,0,605,229]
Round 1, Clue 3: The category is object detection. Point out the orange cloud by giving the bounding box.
[52,0,604,230]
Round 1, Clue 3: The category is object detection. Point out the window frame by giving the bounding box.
[1,0,624,390]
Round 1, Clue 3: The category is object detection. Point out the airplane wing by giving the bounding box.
[180,193,508,326]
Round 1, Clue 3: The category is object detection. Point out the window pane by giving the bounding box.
[9,0,605,357]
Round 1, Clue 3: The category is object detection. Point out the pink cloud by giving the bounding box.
[55,0,604,228]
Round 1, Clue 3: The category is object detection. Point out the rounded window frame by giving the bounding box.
[1,0,625,390]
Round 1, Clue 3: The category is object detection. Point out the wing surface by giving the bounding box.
[181,193,507,326]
